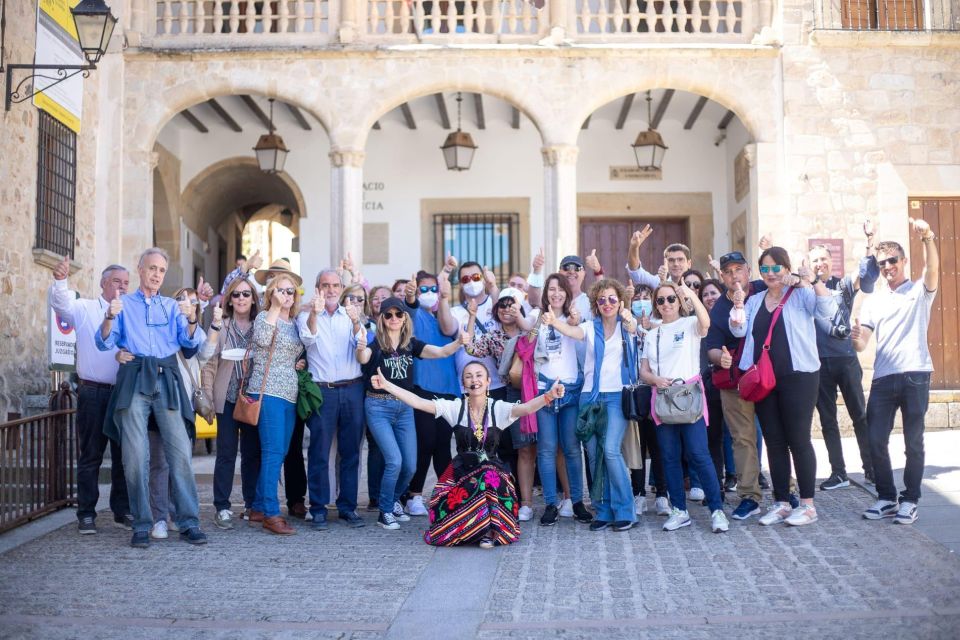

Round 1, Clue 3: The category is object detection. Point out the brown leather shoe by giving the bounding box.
[247,510,264,525]
[288,502,307,519]
[263,516,296,535]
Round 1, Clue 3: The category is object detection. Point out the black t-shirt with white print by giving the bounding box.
[363,337,427,393]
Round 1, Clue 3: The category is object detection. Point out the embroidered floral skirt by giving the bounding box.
[423,460,520,547]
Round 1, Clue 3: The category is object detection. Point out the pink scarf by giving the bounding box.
[514,334,539,434]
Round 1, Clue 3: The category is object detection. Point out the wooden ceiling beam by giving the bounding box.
[207,98,242,132]
[473,93,485,130]
[400,103,416,130]
[435,94,451,130]
[717,109,736,130]
[180,108,208,133]
[239,95,272,130]
[615,93,635,130]
[650,89,674,129]
[684,96,709,130]
[286,103,312,131]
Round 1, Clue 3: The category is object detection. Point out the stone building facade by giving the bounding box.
[0,0,958,422]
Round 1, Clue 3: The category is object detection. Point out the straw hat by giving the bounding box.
[254,258,303,286]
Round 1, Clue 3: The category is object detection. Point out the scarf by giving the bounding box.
[514,332,539,434]
[576,401,608,504]
[584,318,635,403]
[225,317,253,387]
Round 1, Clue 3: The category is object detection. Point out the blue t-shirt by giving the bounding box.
[403,301,461,397]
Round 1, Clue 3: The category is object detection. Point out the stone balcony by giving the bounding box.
[129,0,775,49]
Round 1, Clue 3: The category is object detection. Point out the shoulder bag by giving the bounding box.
[233,328,277,425]
[178,353,216,424]
[620,329,649,421]
[508,312,543,388]
[653,326,704,425]
[738,287,794,403]
[711,338,744,390]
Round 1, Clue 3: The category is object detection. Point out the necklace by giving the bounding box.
[468,401,487,442]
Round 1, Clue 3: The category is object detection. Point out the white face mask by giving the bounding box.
[418,292,439,309]
[463,281,484,297]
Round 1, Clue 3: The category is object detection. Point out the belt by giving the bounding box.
[365,391,397,401]
[78,379,114,390]
[317,377,362,389]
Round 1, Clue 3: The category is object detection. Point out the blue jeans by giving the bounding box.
[306,381,365,516]
[116,379,200,533]
[867,372,930,504]
[366,428,384,505]
[252,394,296,518]
[365,397,416,511]
[657,417,723,512]
[583,392,635,523]
[213,401,261,512]
[536,393,583,506]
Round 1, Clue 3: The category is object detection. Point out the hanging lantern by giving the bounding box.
[441,92,477,171]
[631,90,668,172]
[254,98,289,174]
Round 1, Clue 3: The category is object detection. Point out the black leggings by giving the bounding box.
[754,371,819,501]
[634,417,667,498]
[407,386,456,494]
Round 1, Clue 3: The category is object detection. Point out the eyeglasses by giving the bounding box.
[656,295,678,306]
[460,273,483,284]
[382,311,404,320]
[719,252,746,269]
[597,296,619,306]
[684,281,701,290]
[346,294,365,304]
[231,290,253,299]
[560,264,583,273]
[175,295,198,304]
[878,256,901,268]
[278,287,297,295]
[419,285,439,294]
[145,298,170,327]
[758,265,783,274]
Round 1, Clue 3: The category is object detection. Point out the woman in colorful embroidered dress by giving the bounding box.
[370,361,565,549]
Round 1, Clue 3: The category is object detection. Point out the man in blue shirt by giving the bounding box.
[809,228,879,491]
[97,247,206,548]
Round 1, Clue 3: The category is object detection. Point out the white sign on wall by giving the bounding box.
[609,166,662,181]
[33,0,85,133]
[48,307,77,371]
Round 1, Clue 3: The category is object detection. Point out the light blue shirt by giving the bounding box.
[95,289,204,357]
[731,286,837,373]
[297,306,362,383]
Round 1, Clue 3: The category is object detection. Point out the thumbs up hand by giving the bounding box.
[585,249,601,273]
[53,255,70,281]
[532,247,545,274]
[197,276,214,302]
[108,291,123,319]
[212,300,223,327]
[732,282,745,309]
[850,317,862,342]
[797,258,813,286]
[720,345,733,370]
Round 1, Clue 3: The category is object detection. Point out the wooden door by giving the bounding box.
[841,0,879,28]
[909,198,960,390]
[578,218,688,290]
[878,0,923,29]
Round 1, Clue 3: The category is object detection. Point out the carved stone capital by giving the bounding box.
[541,144,579,167]
[329,148,366,168]
[742,144,757,168]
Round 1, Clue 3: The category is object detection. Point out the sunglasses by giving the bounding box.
[684,281,701,290]
[460,273,483,284]
[419,285,439,294]
[382,311,404,320]
[496,300,516,309]
[560,264,584,273]
[878,256,901,268]
[759,265,784,274]
[231,290,253,299]
[656,295,678,306]
[176,295,198,304]
[278,287,297,296]
[346,294,365,303]
[597,296,619,306]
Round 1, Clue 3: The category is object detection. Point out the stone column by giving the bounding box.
[541,144,579,271]
[329,148,365,266]
[120,148,157,276]
[339,0,358,43]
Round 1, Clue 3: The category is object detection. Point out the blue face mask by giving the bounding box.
[632,300,653,317]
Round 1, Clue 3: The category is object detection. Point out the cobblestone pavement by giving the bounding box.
[2,477,959,639]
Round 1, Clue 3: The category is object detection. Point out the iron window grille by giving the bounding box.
[35,112,77,259]
[434,213,519,288]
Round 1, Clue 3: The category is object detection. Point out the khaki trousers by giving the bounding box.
[720,388,761,502]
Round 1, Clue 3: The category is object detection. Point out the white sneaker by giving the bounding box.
[863,500,898,520]
[711,509,729,533]
[405,495,428,516]
[150,520,168,540]
[558,498,574,518]
[663,508,691,531]
[785,504,818,526]
[894,501,918,525]
[392,501,411,522]
[689,487,706,503]
[518,505,533,522]
[214,509,234,530]
[655,496,671,516]
[633,495,647,516]
[759,502,792,526]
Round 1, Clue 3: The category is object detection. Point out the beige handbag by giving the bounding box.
[621,420,644,470]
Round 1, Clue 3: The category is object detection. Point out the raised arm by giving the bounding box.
[677,282,710,336]
[540,310,585,341]
[370,367,436,413]
[912,217,939,292]
[436,277,460,337]
[420,332,470,359]
[509,380,566,419]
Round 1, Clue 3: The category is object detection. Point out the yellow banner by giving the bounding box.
[39,0,80,39]
[35,93,82,133]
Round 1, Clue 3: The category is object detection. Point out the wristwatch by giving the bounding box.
[922,234,935,242]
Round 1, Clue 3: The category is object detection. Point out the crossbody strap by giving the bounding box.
[177,352,199,391]
[257,328,279,396]
[761,287,795,350]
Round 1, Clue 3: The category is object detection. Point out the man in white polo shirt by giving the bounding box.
[49,256,132,535]
[852,217,939,525]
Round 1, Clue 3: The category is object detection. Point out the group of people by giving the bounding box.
[50,215,940,549]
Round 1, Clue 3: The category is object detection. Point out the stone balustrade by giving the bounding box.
[140,0,768,47]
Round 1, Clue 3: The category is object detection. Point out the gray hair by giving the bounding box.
[138,247,170,268]
[100,264,128,281]
[315,268,343,288]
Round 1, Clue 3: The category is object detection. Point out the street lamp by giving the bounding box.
[253,98,290,174]
[440,92,477,171]
[631,91,668,172]
[2,0,118,110]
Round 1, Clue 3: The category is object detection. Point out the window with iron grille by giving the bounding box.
[433,213,519,286]
[35,111,77,259]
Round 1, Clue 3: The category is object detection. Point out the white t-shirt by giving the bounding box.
[581,321,626,394]
[450,296,505,390]
[860,278,936,379]
[529,309,580,387]
[573,292,593,321]
[643,316,702,381]
[433,397,517,430]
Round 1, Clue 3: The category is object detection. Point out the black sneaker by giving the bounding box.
[338,511,366,528]
[612,520,634,531]
[758,473,770,491]
[724,475,738,492]
[130,531,150,548]
[820,472,850,491]
[539,504,559,527]
[78,516,96,535]
[179,527,208,545]
[588,520,610,532]
[113,514,134,530]
[864,469,876,485]
[572,501,594,523]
